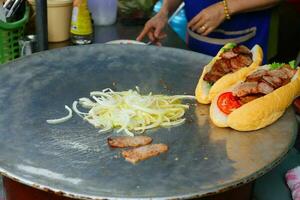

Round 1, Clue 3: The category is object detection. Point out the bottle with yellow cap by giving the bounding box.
[70,0,93,44]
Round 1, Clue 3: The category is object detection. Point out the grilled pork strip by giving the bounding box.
[107,136,152,148]
[214,59,232,73]
[203,45,253,84]
[246,69,268,82]
[232,45,252,55]
[233,82,259,97]
[262,76,283,88]
[239,95,263,104]
[268,70,289,80]
[282,66,296,78]
[234,65,296,105]
[229,56,242,71]
[238,54,253,66]
[203,74,221,84]
[221,51,238,59]
[121,144,168,164]
[258,82,274,94]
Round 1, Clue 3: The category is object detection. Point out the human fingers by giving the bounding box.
[202,26,214,36]
[156,42,162,46]
[157,32,167,40]
[192,3,224,35]
[136,24,152,41]
[190,16,206,32]
[188,13,203,29]
[196,24,208,34]
[148,32,166,46]
[153,21,167,38]
[147,31,156,42]
[152,32,167,46]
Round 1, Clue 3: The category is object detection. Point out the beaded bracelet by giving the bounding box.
[222,0,231,20]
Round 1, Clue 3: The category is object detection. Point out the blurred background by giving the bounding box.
[0,0,299,64]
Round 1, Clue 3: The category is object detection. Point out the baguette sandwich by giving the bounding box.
[210,61,300,131]
[195,43,263,104]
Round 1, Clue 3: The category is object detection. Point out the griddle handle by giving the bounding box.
[35,0,48,51]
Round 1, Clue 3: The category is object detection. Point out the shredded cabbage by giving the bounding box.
[48,88,195,136]
[79,88,194,136]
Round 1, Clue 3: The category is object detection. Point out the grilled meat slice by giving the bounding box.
[239,95,262,104]
[229,57,242,71]
[246,66,295,83]
[238,54,253,66]
[221,51,238,59]
[213,59,232,73]
[107,136,152,148]
[281,65,296,79]
[203,74,221,84]
[232,45,252,55]
[262,76,283,88]
[267,69,289,80]
[121,144,168,164]
[210,65,226,77]
[203,59,232,84]
[230,55,253,71]
[246,69,268,82]
[234,64,296,105]
[280,77,294,86]
[258,82,274,94]
[222,59,233,73]
[203,45,253,84]
[233,82,259,97]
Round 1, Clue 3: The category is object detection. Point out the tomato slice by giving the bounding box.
[217,92,241,115]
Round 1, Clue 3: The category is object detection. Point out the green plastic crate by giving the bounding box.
[0,6,29,64]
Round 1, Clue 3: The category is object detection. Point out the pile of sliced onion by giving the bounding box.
[47,88,195,136]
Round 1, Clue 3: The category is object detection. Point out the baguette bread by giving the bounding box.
[210,64,300,131]
[195,44,263,104]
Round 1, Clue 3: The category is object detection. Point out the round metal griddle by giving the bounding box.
[0,44,297,199]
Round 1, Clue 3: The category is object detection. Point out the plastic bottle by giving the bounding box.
[88,0,117,26]
[153,0,187,42]
[70,0,93,44]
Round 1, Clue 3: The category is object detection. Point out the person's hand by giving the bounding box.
[188,2,226,36]
[136,12,168,46]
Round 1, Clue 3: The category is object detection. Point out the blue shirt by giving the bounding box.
[184,0,272,62]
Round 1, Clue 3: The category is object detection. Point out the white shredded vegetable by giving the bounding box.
[47,88,195,136]
[46,105,73,124]
[72,101,88,118]
[80,88,195,136]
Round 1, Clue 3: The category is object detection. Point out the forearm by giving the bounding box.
[227,0,280,15]
[160,0,183,16]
